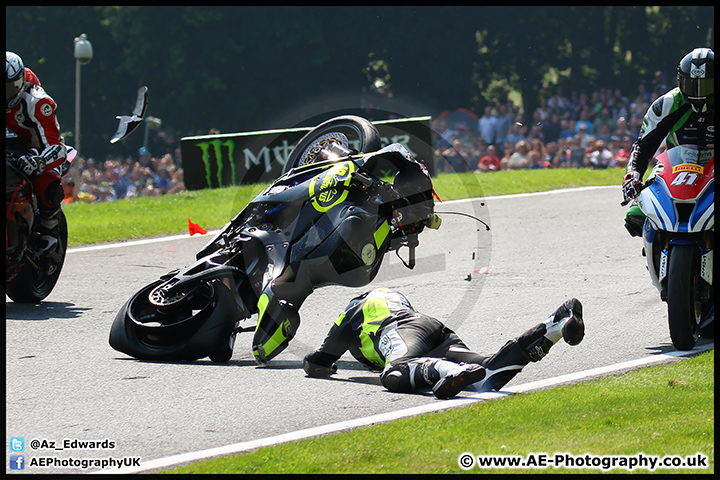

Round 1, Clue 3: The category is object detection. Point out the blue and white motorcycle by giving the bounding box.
[626,145,714,350]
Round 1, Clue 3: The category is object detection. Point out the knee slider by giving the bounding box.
[35,174,63,209]
[253,299,300,364]
[45,180,64,208]
[625,215,645,237]
[625,205,645,237]
[380,364,413,392]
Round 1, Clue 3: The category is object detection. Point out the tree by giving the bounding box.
[6,6,713,158]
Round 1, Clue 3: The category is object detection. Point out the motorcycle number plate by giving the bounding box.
[361,243,376,265]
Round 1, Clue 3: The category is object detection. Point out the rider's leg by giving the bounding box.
[474,298,585,392]
[32,169,63,252]
[379,319,487,399]
[380,356,486,400]
[625,204,646,237]
[624,164,660,237]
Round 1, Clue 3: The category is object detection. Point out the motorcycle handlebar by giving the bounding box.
[620,177,656,206]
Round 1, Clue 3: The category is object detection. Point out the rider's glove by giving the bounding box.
[622,170,642,203]
[13,155,46,177]
[303,352,338,377]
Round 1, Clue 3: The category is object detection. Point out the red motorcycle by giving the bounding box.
[5,86,147,303]
[5,129,75,302]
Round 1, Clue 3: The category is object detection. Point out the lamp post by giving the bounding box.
[73,33,93,154]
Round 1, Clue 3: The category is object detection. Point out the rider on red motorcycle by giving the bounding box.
[622,47,714,236]
[6,51,68,252]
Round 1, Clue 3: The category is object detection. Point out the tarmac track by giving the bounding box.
[6,186,713,474]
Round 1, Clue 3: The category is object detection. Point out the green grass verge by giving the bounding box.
[64,167,625,247]
[162,350,713,474]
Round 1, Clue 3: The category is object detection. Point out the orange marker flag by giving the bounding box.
[188,218,208,236]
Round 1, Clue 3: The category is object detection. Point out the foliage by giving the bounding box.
[5,6,714,159]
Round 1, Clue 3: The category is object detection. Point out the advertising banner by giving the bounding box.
[180,116,434,190]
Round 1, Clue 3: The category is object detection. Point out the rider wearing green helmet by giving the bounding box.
[622,47,714,236]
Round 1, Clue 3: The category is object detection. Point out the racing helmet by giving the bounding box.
[6,51,26,110]
[677,48,714,113]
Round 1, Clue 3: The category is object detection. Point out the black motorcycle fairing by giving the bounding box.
[111,117,439,363]
[251,285,306,364]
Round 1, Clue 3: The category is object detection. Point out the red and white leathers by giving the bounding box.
[6,67,68,211]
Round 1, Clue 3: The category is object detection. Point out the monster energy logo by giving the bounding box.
[195,139,236,188]
[190,131,420,188]
[194,139,297,187]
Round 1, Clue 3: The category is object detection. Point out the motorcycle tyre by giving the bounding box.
[5,210,68,303]
[208,332,236,363]
[282,115,381,174]
[109,278,241,362]
[666,245,701,350]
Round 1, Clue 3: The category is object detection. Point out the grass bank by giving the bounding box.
[64,167,625,247]
[162,350,713,474]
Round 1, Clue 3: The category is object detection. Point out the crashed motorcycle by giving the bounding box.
[109,115,441,363]
[623,144,714,350]
[5,129,74,303]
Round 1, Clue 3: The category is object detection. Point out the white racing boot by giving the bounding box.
[431,361,486,399]
[526,298,585,361]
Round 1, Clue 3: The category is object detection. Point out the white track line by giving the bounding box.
[94,343,712,474]
[66,231,222,253]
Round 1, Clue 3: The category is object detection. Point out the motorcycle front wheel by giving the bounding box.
[5,210,68,303]
[666,245,701,350]
[282,115,381,174]
[109,278,241,362]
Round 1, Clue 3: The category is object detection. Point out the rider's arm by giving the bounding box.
[33,99,66,170]
[628,90,691,177]
[303,312,359,377]
[25,84,67,171]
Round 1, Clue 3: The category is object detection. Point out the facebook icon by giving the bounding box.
[10,454,25,470]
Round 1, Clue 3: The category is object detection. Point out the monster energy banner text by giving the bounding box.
[180,117,434,190]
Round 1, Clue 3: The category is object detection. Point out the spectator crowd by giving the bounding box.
[63,79,668,204]
[432,79,670,174]
[62,146,185,205]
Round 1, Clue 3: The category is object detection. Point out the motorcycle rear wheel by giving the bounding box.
[666,245,701,350]
[282,115,381,174]
[5,210,68,303]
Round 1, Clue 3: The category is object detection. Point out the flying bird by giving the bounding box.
[110,86,148,144]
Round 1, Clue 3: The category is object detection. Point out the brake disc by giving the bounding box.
[148,280,200,307]
[300,132,349,165]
